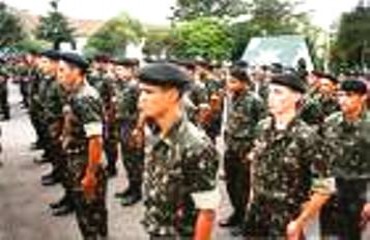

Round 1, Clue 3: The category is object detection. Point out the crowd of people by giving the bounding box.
[0,49,369,239]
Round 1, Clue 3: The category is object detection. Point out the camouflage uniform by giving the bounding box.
[101,76,120,176]
[244,117,332,237]
[300,91,340,126]
[0,66,10,119]
[224,90,265,223]
[115,79,144,196]
[199,78,224,141]
[322,111,370,239]
[142,116,219,238]
[28,68,45,146]
[63,81,107,239]
[44,80,69,183]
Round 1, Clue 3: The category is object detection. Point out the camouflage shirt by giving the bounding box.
[113,80,139,122]
[142,116,219,237]
[324,110,370,180]
[225,90,265,152]
[245,117,333,236]
[64,81,104,153]
[300,92,340,125]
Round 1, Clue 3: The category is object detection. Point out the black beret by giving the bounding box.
[230,67,250,84]
[138,63,190,90]
[114,58,136,67]
[40,49,60,61]
[176,59,196,70]
[271,73,307,93]
[93,54,111,63]
[233,60,248,68]
[59,52,89,72]
[340,79,367,95]
[315,72,338,84]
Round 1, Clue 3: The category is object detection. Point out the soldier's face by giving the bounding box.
[226,77,244,93]
[39,57,56,75]
[138,83,178,120]
[115,65,132,80]
[337,91,366,116]
[319,78,336,95]
[268,84,301,116]
[57,60,81,92]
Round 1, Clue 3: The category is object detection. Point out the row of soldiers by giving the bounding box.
[5,47,370,239]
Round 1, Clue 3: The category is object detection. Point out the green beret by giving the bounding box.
[271,73,307,93]
[59,52,89,72]
[138,63,190,91]
[340,79,367,95]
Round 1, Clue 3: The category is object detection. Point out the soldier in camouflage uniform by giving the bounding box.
[195,60,224,142]
[300,72,340,126]
[112,59,144,206]
[33,50,64,185]
[138,63,219,239]
[0,59,10,120]
[243,73,334,238]
[323,79,370,239]
[58,52,107,240]
[219,67,265,232]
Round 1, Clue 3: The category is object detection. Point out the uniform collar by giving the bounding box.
[151,115,187,149]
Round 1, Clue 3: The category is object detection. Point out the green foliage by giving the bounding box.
[171,0,248,21]
[170,17,233,60]
[228,0,309,60]
[330,5,370,71]
[35,1,75,50]
[142,27,172,58]
[84,13,144,57]
[0,2,26,47]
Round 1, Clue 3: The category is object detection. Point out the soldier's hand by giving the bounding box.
[286,220,303,240]
[360,202,370,228]
[81,172,97,200]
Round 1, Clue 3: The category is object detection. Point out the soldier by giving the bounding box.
[243,73,334,238]
[57,52,107,240]
[137,63,219,239]
[35,50,63,185]
[300,72,340,126]
[0,59,10,120]
[195,60,224,142]
[323,79,370,239]
[219,67,265,233]
[112,59,144,206]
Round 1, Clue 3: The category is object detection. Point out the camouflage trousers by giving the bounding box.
[334,178,367,240]
[103,121,119,170]
[65,153,108,239]
[224,149,250,221]
[120,121,144,191]
[244,195,300,237]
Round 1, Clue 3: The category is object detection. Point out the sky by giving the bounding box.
[2,0,358,29]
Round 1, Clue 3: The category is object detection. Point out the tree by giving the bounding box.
[35,0,75,50]
[171,0,248,21]
[330,4,370,71]
[142,27,172,59]
[84,13,144,57]
[169,17,233,60]
[228,0,310,60]
[0,2,26,47]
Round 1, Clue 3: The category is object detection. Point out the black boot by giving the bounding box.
[114,187,131,199]
[49,193,71,209]
[52,202,74,216]
[120,189,141,206]
[219,213,242,228]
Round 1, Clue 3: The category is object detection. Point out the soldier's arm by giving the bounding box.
[194,209,215,240]
[188,140,220,240]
